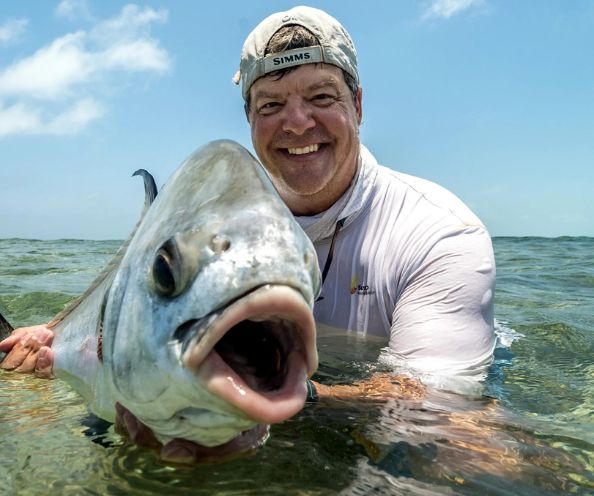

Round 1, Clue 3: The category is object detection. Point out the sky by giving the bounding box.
[0,0,593,239]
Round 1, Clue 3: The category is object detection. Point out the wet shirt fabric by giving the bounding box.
[296,145,496,377]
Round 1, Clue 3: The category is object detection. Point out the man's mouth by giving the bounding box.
[286,143,320,155]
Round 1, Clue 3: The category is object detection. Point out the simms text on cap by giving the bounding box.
[235,6,359,99]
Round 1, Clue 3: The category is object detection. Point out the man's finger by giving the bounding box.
[160,439,199,464]
[0,341,32,370]
[14,348,39,373]
[126,414,160,448]
[34,346,55,379]
[115,403,160,448]
[0,328,30,351]
[1,327,55,372]
[24,327,54,348]
[0,325,53,353]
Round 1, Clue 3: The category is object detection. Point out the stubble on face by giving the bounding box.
[248,64,362,216]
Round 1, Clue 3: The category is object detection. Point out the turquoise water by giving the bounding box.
[0,237,592,495]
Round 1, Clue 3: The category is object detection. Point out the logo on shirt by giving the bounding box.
[350,276,375,295]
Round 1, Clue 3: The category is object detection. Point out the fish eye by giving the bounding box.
[152,243,178,297]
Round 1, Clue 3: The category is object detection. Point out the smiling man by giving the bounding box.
[1,6,496,458]
[236,6,496,381]
[247,63,361,216]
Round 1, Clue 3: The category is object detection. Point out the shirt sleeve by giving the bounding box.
[388,225,496,377]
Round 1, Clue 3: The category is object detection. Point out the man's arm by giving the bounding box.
[388,227,496,376]
[309,373,426,403]
[0,325,55,378]
[311,227,495,402]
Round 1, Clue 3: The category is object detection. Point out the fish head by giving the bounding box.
[102,140,321,456]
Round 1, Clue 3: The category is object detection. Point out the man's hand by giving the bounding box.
[114,403,205,464]
[0,325,55,378]
[114,403,268,464]
[312,373,426,404]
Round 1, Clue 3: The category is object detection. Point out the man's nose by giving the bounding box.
[281,101,315,135]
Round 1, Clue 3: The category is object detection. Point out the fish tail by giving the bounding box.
[0,311,14,341]
[0,311,14,360]
[132,169,158,208]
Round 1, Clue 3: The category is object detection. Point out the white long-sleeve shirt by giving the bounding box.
[297,145,496,378]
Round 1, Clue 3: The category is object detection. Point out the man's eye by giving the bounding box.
[312,94,335,105]
[258,101,281,114]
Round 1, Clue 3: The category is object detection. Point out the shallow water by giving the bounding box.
[0,237,593,495]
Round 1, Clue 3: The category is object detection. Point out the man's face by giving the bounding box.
[248,64,362,216]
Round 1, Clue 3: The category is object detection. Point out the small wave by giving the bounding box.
[0,267,84,276]
[376,349,488,395]
[494,319,524,348]
[0,292,76,326]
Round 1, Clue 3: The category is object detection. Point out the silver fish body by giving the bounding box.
[51,140,321,453]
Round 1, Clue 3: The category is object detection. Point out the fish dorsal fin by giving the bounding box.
[133,169,158,213]
[48,170,159,328]
[0,311,14,342]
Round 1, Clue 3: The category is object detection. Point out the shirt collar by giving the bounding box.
[296,144,379,243]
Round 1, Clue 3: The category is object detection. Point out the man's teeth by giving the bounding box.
[287,144,320,155]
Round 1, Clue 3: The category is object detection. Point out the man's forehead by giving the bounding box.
[250,64,343,99]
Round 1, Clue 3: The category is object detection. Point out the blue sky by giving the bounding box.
[0,0,592,239]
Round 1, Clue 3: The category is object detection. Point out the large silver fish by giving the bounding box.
[1,140,321,458]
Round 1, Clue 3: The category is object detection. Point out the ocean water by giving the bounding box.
[0,237,592,495]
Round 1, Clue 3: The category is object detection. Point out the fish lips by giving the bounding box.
[175,284,318,425]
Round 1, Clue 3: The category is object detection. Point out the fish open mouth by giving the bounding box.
[214,316,298,392]
[177,284,317,425]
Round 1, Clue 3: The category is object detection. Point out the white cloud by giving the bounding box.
[55,0,93,21]
[0,4,169,138]
[0,18,28,44]
[91,4,167,43]
[0,32,91,100]
[0,102,41,136]
[0,98,104,137]
[102,39,169,72]
[422,0,485,20]
[46,98,105,134]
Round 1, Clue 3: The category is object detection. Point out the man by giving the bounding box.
[1,4,495,445]
[239,6,495,382]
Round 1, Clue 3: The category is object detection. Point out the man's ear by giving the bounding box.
[244,101,251,123]
[356,87,363,125]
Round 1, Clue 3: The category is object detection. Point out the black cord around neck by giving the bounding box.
[316,217,346,302]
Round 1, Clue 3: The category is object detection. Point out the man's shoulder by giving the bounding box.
[374,164,486,230]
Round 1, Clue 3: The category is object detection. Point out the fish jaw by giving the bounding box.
[180,284,317,425]
[120,284,316,450]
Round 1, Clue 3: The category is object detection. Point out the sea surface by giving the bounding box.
[0,237,592,495]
